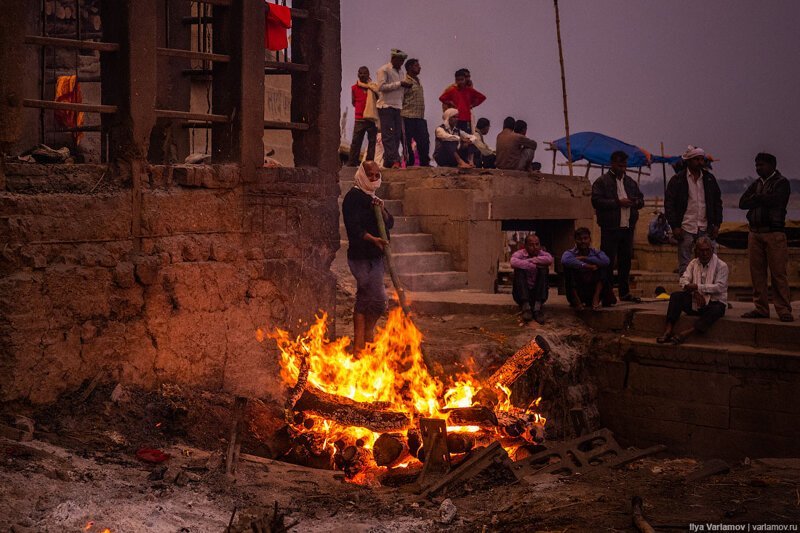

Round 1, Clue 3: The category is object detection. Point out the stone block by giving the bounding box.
[625,363,738,405]
[140,188,243,236]
[601,390,729,429]
[729,379,800,414]
[689,426,798,460]
[114,262,136,288]
[134,256,160,285]
[730,407,800,438]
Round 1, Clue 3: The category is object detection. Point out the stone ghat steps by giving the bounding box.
[621,335,800,372]
[337,168,468,292]
[585,305,799,352]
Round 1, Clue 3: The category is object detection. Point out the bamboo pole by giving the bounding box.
[553,0,573,177]
[374,205,411,316]
[660,141,667,198]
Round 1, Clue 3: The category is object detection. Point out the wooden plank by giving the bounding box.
[156,47,230,63]
[264,61,310,73]
[154,109,229,123]
[25,35,120,52]
[192,0,231,6]
[23,99,117,114]
[264,120,309,131]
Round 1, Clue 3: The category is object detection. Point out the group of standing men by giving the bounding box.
[348,49,541,172]
[511,147,794,337]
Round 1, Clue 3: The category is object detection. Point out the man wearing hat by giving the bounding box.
[376,49,412,169]
[664,145,723,275]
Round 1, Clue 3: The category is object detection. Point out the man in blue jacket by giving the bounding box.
[591,151,645,302]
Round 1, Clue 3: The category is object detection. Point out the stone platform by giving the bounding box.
[404,288,800,459]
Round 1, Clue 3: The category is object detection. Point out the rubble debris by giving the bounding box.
[686,458,730,482]
[513,428,666,482]
[147,464,168,481]
[421,441,518,498]
[135,448,170,464]
[293,387,411,432]
[631,495,656,533]
[439,498,457,524]
[0,414,34,441]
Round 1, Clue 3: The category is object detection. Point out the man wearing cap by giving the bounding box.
[664,146,723,275]
[739,152,793,322]
[376,49,412,169]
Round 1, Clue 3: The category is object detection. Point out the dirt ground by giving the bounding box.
[2,273,799,532]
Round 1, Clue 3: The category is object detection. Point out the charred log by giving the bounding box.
[444,406,498,428]
[284,432,334,470]
[446,433,476,454]
[293,387,411,432]
[407,429,422,458]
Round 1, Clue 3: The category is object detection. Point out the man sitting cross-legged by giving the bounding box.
[510,234,553,324]
[561,227,616,310]
[657,236,728,345]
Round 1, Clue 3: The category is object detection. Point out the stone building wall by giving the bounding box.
[0,163,339,404]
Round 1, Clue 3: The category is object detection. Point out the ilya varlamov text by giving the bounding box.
[689,525,798,532]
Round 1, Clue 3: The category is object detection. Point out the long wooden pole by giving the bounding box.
[554,0,573,177]
[660,141,667,199]
[374,205,411,316]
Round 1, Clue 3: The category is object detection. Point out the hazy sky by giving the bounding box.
[340,0,800,182]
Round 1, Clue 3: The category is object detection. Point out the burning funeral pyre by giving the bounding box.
[259,308,549,486]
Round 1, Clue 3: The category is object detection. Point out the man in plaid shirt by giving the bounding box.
[401,58,429,166]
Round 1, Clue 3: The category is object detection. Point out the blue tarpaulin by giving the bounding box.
[552,131,681,167]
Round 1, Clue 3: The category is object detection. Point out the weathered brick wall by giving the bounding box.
[0,162,338,404]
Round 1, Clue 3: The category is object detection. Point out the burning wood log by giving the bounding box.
[339,444,373,478]
[373,433,410,467]
[445,433,476,454]
[284,353,309,422]
[285,432,334,470]
[444,406,498,428]
[485,335,550,388]
[293,387,411,432]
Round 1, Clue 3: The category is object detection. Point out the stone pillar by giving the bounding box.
[100,0,157,165]
[212,0,265,180]
[290,0,341,173]
[0,1,28,153]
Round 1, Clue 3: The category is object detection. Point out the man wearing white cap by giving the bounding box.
[376,48,412,169]
[664,146,723,275]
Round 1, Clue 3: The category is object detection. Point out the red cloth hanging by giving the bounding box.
[265,3,292,51]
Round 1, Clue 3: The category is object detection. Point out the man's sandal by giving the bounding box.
[741,310,769,319]
[656,335,672,344]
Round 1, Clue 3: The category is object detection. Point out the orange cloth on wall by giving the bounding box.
[54,75,85,144]
[265,3,291,51]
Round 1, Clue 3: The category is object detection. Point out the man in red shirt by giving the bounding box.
[347,66,379,166]
[439,68,486,133]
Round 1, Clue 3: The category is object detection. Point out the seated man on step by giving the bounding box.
[657,236,728,345]
[510,234,553,324]
[561,227,616,310]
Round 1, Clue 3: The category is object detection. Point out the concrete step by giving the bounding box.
[399,271,469,292]
[392,216,420,234]
[622,335,800,370]
[338,217,422,240]
[584,304,800,352]
[393,251,453,273]
[339,166,358,180]
[390,233,434,253]
[384,199,403,216]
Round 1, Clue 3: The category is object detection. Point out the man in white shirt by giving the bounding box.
[657,237,728,344]
[376,49,412,169]
[664,146,723,274]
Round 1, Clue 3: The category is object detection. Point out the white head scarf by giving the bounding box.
[682,145,706,160]
[354,161,382,197]
[442,108,459,125]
